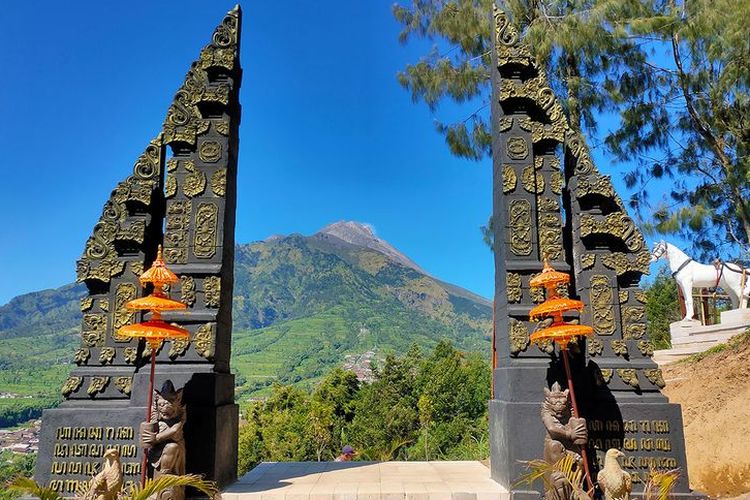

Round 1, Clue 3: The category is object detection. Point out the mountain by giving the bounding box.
[0,222,492,417]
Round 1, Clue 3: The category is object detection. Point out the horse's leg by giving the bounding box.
[721,274,741,309]
[680,279,694,321]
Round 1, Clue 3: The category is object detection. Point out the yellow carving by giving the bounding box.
[522,165,544,194]
[74,348,90,365]
[590,275,615,335]
[183,160,207,198]
[99,347,115,364]
[624,323,647,340]
[617,369,639,388]
[211,168,227,197]
[506,137,528,160]
[622,306,646,323]
[123,347,138,364]
[538,197,559,212]
[169,338,190,359]
[165,174,177,198]
[214,120,230,135]
[602,251,651,276]
[113,377,132,395]
[80,297,94,312]
[550,171,563,194]
[497,117,513,132]
[580,213,645,252]
[637,340,654,357]
[580,254,595,270]
[130,261,144,277]
[517,116,566,143]
[502,165,517,193]
[611,340,628,356]
[87,376,110,396]
[194,203,218,259]
[199,140,222,163]
[588,338,603,356]
[61,377,83,397]
[644,368,666,388]
[112,283,137,342]
[204,276,221,308]
[509,319,529,355]
[164,200,191,264]
[538,212,562,260]
[82,314,106,347]
[194,323,215,360]
[180,276,196,306]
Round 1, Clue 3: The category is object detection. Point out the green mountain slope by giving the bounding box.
[0,222,491,415]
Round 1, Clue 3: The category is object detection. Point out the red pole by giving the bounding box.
[561,348,595,496]
[140,347,157,486]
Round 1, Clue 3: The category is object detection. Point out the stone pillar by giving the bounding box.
[489,5,697,497]
[35,7,242,495]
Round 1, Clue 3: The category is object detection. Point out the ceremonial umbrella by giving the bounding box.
[529,259,595,495]
[117,245,189,485]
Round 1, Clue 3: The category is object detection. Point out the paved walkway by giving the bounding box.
[221,461,509,499]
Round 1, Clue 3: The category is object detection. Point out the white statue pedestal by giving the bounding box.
[653,309,750,367]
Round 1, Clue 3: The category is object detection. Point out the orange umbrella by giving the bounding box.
[530,323,594,350]
[528,259,595,495]
[529,258,571,288]
[116,245,188,486]
[125,295,187,312]
[138,245,179,288]
[529,298,585,320]
[118,320,189,348]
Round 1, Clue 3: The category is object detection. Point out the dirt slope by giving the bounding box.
[662,333,750,497]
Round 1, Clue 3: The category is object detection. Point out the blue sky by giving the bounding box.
[0,1,661,305]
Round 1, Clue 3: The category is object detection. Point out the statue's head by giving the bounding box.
[543,382,570,419]
[155,380,184,420]
[103,448,120,463]
[605,447,625,463]
[650,240,668,263]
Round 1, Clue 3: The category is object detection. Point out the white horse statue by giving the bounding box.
[650,240,750,322]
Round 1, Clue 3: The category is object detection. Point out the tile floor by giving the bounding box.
[221,461,509,500]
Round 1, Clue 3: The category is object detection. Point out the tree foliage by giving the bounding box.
[611,0,750,259]
[394,0,653,158]
[395,0,750,259]
[644,266,681,349]
[237,341,490,474]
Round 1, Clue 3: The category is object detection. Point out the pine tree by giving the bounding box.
[611,0,750,259]
[395,0,750,259]
[393,0,653,159]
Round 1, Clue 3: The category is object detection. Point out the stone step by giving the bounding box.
[221,461,510,500]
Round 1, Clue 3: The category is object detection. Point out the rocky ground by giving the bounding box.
[662,332,750,497]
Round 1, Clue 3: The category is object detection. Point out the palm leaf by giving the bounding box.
[6,476,64,500]
[645,469,680,500]
[515,454,587,496]
[124,474,218,500]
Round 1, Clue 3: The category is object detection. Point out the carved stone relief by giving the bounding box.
[194,203,218,258]
[589,275,615,335]
[509,200,532,256]
[506,273,522,303]
[506,137,528,160]
[509,319,529,355]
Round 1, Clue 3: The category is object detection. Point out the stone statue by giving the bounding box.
[140,380,186,500]
[597,449,632,500]
[651,240,750,321]
[79,448,123,500]
[541,382,588,500]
